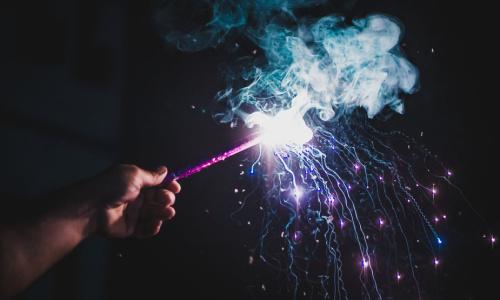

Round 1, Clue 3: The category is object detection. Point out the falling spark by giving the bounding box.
[362,259,369,268]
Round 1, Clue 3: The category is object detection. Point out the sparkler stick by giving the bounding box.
[162,132,261,184]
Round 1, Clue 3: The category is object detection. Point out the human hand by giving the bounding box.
[92,164,181,238]
[0,164,180,300]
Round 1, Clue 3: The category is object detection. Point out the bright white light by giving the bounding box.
[362,259,369,267]
[246,109,313,146]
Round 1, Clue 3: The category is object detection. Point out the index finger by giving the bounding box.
[166,180,181,194]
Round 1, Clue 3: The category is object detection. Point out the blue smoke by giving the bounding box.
[215,13,419,127]
[155,1,418,124]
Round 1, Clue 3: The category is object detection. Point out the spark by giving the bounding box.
[362,259,369,268]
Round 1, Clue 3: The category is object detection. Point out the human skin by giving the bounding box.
[0,164,180,300]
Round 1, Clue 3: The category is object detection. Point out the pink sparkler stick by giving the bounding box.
[162,132,261,185]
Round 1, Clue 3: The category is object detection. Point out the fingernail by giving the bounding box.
[155,166,167,174]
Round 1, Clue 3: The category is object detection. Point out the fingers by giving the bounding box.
[137,165,168,188]
[135,206,175,238]
[152,188,176,206]
[119,164,181,238]
[167,180,181,194]
[137,166,182,195]
[136,220,163,238]
[141,205,175,220]
[134,188,177,238]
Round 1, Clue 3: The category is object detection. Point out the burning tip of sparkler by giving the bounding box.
[245,110,313,146]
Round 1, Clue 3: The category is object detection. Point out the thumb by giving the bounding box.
[139,166,168,188]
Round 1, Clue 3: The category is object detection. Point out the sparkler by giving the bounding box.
[163,106,315,185]
[162,132,261,184]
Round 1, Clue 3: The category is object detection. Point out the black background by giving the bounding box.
[1,0,498,299]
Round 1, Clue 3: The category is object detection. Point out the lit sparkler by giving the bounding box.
[162,107,314,185]
[156,2,494,299]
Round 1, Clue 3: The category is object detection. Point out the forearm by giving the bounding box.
[0,182,99,299]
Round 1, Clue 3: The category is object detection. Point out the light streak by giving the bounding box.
[162,132,261,184]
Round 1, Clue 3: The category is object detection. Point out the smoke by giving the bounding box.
[154,0,419,128]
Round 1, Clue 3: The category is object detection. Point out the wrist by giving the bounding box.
[44,179,101,241]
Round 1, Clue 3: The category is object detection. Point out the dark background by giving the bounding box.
[1,0,498,299]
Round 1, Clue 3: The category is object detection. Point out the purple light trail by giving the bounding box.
[162,132,261,185]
